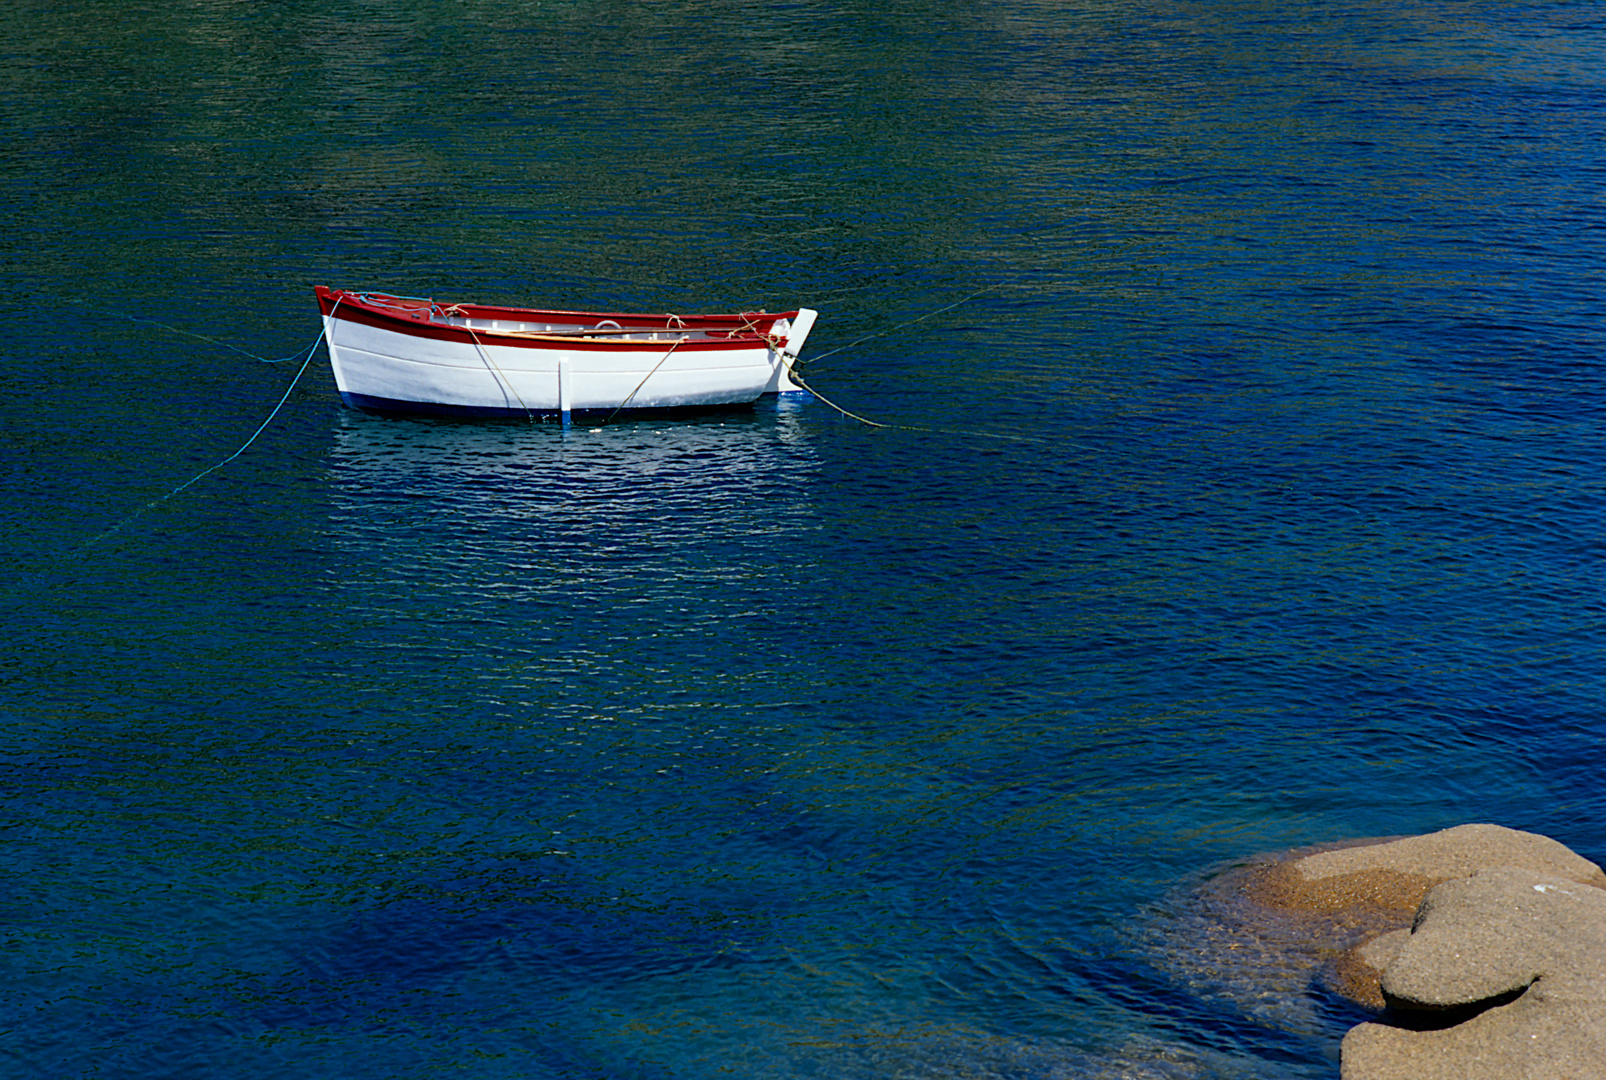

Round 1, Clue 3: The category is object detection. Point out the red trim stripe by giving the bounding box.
[314,286,796,352]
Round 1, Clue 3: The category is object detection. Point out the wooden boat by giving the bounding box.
[314,286,819,419]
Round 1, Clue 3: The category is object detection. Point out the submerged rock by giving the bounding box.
[1247,823,1606,1010]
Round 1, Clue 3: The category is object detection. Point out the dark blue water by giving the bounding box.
[3,1,1605,1076]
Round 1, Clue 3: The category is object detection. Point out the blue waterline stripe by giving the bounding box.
[339,390,766,421]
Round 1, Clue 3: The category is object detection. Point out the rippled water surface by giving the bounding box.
[3,1,1605,1076]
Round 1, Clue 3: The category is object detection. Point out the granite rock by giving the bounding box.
[1243,823,1606,1010]
[1260,823,1606,915]
[1170,823,1606,1071]
[1341,866,1606,1079]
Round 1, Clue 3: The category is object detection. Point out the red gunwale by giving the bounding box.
[314,286,799,352]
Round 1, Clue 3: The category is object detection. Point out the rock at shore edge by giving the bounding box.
[1245,823,1606,1012]
[1341,864,1606,1080]
[1232,823,1606,1079]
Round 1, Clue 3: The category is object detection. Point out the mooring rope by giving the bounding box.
[62,297,323,364]
[460,320,536,421]
[781,284,1002,431]
[79,301,337,551]
[784,284,1071,447]
[601,335,689,425]
[804,283,1006,369]
[782,365,889,429]
[718,305,903,429]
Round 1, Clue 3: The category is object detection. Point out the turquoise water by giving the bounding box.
[3,1,1605,1076]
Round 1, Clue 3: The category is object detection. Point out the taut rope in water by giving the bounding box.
[781,365,889,429]
[782,283,1066,446]
[803,283,1006,370]
[63,297,325,364]
[81,300,337,550]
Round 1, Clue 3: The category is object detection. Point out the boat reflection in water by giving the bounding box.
[308,403,856,1080]
[321,400,821,616]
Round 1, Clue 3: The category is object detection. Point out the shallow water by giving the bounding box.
[2,1,1605,1076]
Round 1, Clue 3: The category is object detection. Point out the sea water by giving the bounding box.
[2,1,1604,1076]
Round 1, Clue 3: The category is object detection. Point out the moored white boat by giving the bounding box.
[314,286,819,419]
